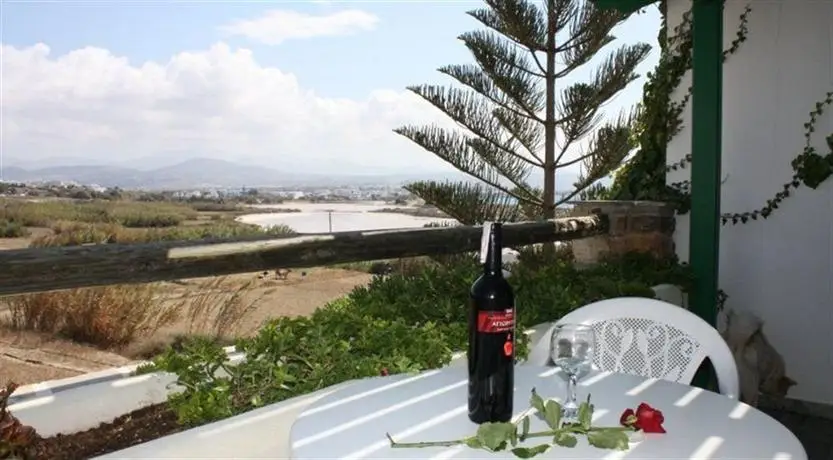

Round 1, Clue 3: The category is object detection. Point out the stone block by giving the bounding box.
[571,201,676,265]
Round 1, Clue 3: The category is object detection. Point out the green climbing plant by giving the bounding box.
[604,2,752,211]
[721,92,833,225]
[608,2,833,226]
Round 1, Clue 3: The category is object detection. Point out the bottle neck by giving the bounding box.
[484,223,503,276]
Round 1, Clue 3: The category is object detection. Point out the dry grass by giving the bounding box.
[122,277,262,359]
[1,284,177,349]
[176,277,261,339]
[0,276,261,353]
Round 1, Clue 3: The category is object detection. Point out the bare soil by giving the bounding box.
[29,403,181,460]
[0,330,134,386]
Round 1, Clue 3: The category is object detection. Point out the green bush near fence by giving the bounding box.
[0,219,29,238]
[146,250,694,427]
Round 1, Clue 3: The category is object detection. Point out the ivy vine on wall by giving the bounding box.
[722,93,833,224]
[606,2,833,226]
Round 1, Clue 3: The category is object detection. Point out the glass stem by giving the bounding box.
[565,374,578,408]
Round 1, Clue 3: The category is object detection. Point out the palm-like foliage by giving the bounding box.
[395,0,651,224]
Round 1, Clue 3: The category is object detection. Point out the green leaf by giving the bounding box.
[520,416,530,441]
[511,444,551,458]
[577,398,594,430]
[476,422,516,451]
[554,432,578,448]
[586,430,630,451]
[543,400,562,429]
[529,388,546,413]
[465,437,482,449]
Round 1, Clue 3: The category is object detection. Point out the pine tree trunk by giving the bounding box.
[542,0,557,220]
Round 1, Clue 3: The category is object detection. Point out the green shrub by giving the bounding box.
[149,252,692,427]
[155,298,455,426]
[0,219,28,238]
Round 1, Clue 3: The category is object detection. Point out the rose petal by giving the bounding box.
[636,402,655,414]
[641,421,667,434]
[635,403,666,433]
[619,408,636,426]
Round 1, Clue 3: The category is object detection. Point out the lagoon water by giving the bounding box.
[238,202,457,233]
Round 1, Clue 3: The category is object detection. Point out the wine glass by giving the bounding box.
[550,324,595,421]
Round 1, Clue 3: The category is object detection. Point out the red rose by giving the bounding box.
[619,408,638,427]
[619,403,666,433]
[380,368,389,376]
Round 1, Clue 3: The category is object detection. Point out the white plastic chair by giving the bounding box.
[526,297,740,399]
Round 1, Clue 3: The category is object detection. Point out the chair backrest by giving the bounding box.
[527,297,740,399]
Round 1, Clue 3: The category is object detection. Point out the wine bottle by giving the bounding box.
[467,222,515,424]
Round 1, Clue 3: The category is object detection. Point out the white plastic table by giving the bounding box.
[290,365,807,460]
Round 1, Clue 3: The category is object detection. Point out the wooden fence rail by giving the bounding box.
[0,215,607,297]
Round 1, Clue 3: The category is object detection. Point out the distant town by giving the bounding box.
[0,179,416,204]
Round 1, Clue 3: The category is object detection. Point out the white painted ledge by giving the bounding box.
[91,383,352,459]
[10,346,244,437]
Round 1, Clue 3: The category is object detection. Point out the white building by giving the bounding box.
[666,0,833,408]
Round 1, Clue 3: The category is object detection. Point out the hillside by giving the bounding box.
[2,158,447,189]
[2,157,583,190]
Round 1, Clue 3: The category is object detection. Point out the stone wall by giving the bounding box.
[571,201,676,265]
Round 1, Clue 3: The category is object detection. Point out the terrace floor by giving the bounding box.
[762,408,833,460]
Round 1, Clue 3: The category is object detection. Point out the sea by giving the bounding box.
[237,202,457,233]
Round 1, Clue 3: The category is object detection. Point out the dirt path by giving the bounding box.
[0,330,134,386]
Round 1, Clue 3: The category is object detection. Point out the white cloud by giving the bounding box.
[0,41,454,174]
[218,9,379,46]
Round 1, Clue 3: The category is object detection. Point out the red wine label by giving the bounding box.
[477,309,515,333]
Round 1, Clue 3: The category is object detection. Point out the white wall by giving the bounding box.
[667,0,833,405]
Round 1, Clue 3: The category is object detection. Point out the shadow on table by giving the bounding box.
[761,408,833,460]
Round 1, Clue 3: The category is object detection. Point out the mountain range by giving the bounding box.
[1,157,582,190]
[0,158,474,189]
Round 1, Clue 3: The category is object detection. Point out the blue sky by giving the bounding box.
[1,1,661,176]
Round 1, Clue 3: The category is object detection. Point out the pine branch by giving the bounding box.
[394,124,541,203]
[439,64,542,125]
[459,30,545,78]
[572,115,634,193]
[493,107,544,163]
[555,42,651,130]
[558,149,598,169]
[589,43,653,106]
[460,30,545,122]
[468,0,548,50]
[557,2,625,62]
[558,5,621,78]
[406,85,542,168]
[405,181,525,225]
[556,83,605,162]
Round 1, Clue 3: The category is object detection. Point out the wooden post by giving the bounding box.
[0,215,607,296]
